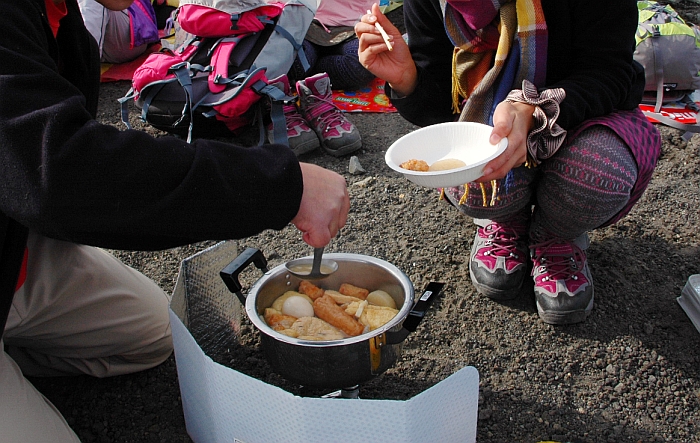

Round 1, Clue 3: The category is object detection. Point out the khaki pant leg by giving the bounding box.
[4,231,173,377]
[0,344,80,442]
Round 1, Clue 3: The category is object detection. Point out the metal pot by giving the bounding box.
[220,248,443,390]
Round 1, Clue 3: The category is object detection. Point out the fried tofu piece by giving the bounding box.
[325,289,362,306]
[291,316,345,341]
[339,283,369,300]
[276,328,299,338]
[364,305,398,330]
[345,303,399,331]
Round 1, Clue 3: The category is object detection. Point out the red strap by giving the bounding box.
[14,248,27,292]
[44,0,67,37]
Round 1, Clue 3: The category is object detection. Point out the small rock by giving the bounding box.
[353,176,374,188]
[478,408,492,420]
[348,156,365,175]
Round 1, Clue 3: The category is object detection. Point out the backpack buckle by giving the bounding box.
[229,13,240,31]
[169,61,189,72]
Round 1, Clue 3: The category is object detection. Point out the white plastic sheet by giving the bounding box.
[678,274,700,334]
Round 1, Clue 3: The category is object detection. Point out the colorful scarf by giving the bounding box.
[440,0,548,124]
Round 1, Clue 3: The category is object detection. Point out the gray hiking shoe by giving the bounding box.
[530,233,594,325]
[266,74,320,156]
[469,218,530,300]
[296,72,362,157]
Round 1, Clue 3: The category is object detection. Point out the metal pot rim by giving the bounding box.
[245,253,415,347]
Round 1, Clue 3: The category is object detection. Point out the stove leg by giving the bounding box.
[320,385,360,399]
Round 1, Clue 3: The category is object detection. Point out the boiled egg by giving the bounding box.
[281,295,315,318]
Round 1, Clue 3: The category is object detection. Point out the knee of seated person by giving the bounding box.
[119,281,173,367]
[108,315,173,375]
[120,327,173,370]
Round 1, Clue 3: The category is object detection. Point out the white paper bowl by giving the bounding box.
[385,122,508,188]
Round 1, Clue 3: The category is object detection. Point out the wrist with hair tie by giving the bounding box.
[505,80,567,166]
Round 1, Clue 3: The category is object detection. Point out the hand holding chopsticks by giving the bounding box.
[367,9,393,51]
[356,4,418,97]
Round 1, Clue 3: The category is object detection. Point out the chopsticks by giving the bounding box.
[367,10,393,51]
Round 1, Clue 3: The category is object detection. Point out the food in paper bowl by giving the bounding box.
[385,122,508,188]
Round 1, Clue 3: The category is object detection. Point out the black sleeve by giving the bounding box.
[0,0,303,251]
[540,0,644,129]
[388,0,457,126]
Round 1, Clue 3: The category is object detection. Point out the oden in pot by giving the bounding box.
[221,248,442,390]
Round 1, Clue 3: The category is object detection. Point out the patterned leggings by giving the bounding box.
[288,39,376,91]
[444,125,639,240]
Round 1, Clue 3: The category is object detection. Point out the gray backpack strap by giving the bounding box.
[273,23,310,72]
[650,24,665,113]
[118,88,137,130]
[254,81,296,146]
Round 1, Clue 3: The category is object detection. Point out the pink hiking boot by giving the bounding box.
[530,233,594,325]
[469,218,530,300]
[296,72,362,157]
[266,74,320,156]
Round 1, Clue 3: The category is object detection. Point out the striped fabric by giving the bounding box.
[505,80,566,165]
[440,0,548,124]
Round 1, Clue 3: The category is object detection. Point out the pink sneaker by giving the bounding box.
[266,75,320,156]
[530,234,594,325]
[296,73,362,157]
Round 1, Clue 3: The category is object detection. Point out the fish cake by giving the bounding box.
[298,280,325,300]
[339,283,369,300]
[313,294,364,336]
[263,308,297,331]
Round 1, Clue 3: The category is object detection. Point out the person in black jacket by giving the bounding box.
[357,0,661,325]
[0,0,349,440]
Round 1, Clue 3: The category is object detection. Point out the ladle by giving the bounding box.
[284,247,338,280]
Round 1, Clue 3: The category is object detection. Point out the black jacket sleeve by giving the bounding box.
[388,0,457,126]
[0,0,303,251]
[542,0,645,129]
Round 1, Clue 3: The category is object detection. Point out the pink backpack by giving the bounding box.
[120,0,314,143]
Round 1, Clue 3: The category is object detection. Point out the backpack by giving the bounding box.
[120,0,315,144]
[634,1,700,134]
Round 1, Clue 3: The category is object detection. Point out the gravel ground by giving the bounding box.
[28,3,700,442]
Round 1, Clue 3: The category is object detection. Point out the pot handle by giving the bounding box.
[385,281,444,345]
[220,247,269,305]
